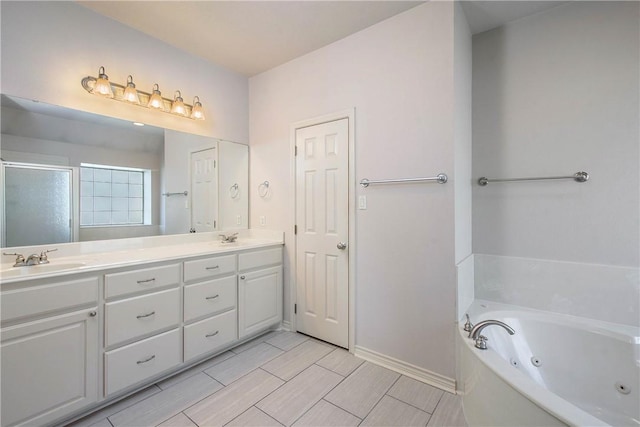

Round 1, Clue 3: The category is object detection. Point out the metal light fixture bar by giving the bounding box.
[81,71,203,120]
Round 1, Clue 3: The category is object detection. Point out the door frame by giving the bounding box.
[289,108,356,352]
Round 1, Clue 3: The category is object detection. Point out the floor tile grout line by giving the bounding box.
[383,394,433,418]
[182,411,199,427]
[265,336,310,352]
[104,385,164,424]
[352,371,402,423]
[384,379,442,414]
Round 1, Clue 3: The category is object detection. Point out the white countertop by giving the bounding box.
[1,230,284,285]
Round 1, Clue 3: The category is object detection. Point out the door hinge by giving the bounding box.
[214,160,217,168]
[295,146,297,156]
[294,303,297,314]
[294,225,297,235]
[214,220,217,228]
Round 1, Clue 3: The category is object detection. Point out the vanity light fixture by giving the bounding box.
[147,84,165,110]
[122,75,140,104]
[93,66,114,98]
[191,96,205,120]
[81,66,205,120]
[171,91,187,116]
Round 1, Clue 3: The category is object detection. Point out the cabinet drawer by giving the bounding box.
[1,277,98,323]
[105,288,180,347]
[184,254,236,283]
[238,247,282,271]
[184,310,237,361]
[105,264,180,299]
[105,328,181,396]
[184,275,236,323]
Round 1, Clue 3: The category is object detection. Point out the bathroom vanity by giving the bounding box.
[0,231,283,427]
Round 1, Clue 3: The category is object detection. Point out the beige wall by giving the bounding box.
[250,2,470,380]
[1,1,248,143]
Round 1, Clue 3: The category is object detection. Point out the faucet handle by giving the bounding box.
[474,335,488,350]
[3,252,25,265]
[463,313,474,333]
[39,248,57,262]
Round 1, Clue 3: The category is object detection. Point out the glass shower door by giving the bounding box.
[2,163,74,247]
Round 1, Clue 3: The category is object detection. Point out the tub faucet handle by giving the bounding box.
[475,335,488,350]
[463,314,474,332]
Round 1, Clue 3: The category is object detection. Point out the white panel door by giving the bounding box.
[295,118,349,348]
[190,148,218,232]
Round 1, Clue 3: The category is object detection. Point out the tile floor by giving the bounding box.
[68,331,467,427]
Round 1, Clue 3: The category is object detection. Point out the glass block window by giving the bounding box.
[80,165,145,226]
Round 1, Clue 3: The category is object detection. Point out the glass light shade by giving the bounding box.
[191,96,205,120]
[171,91,187,116]
[147,84,164,110]
[93,66,114,98]
[123,75,140,104]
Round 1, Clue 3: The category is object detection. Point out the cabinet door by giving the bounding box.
[238,266,282,338]
[1,308,98,427]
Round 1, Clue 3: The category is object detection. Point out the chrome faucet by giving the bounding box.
[468,319,515,350]
[219,233,238,243]
[3,249,57,267]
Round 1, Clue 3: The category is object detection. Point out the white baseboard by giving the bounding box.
[354,346,456,394]
[281,320,292,331]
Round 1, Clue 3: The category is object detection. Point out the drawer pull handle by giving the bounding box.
[206,294,220,300]
[137,355,156,364]
[137,278,156,284]
[206,331,220,338]
[206,265,220,270]
[136,311,156,319]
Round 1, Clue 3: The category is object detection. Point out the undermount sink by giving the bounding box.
[0,262,87,279]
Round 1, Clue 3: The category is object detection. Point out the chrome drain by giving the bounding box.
[615,382,631,395]
[530,356,542,367]
[510,357,519,368]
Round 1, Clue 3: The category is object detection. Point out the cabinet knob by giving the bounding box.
[240,275,246,280]
[89,311,97,317]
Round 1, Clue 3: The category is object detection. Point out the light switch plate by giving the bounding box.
[358,195,367,210]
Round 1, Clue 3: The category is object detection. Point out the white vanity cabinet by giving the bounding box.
[0,239,283,427]
[0,277,99,427]
[238,248,283,338]
[183,255,238,362]
[104,263,182,396]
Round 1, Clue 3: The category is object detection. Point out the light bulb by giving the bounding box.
[147,83,164,110]
[171,91,187,116]
[123,75,140,104]
[191,96,205,120]
[93,66,114,98]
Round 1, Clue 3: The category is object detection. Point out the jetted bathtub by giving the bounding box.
[458,300,639,426]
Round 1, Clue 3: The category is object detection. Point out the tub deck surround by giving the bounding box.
[459,300,640,427]
[0,229,283,284]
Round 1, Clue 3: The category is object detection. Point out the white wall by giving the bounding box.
[472,2,639,325]
[250,2,467,380]
[1,1,248,143]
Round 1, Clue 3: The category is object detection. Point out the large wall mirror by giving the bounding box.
[0,94,248,248]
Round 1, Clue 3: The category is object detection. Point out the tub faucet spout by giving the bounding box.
[469,320,515,350]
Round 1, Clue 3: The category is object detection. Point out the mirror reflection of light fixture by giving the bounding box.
[171,91,187,116]
[122,75,140,104]
[191,96,205,120]
[147,84,164,110]
[93,66,114,98]
[80,66,205,120]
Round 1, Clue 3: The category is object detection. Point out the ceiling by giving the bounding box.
[78,1,567,77]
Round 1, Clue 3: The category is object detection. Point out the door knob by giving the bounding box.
[337,242,347,250]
